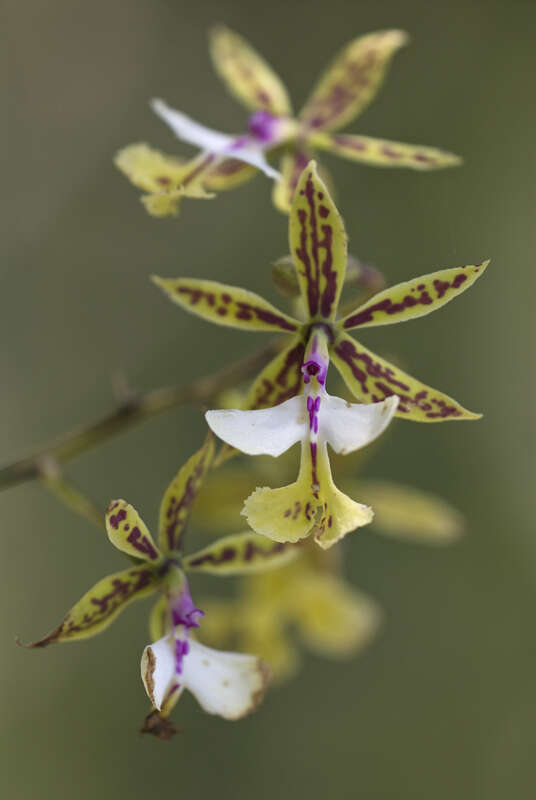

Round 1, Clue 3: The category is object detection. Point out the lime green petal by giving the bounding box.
[300,29,409,131]
[209,24,292,115]
[22,564,161,646]
[184,532,298,575]
[295,574,382,656]
[332,330,482,422]
[158,434,214,553]
[310,131,462,170]
[152,276,299,334]
[114,143,189,192]
[289,161,347,321]
[341,262,488,330]
[148,595,170,642]
[105,499,160,561]
[355,479,464,544]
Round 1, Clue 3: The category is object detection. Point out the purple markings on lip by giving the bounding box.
[174,637,190,676]
[307,395,321,434]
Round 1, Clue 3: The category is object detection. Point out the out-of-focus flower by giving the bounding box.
[200,544,381,683]
[19,435,293,736]
[117,26,462,215]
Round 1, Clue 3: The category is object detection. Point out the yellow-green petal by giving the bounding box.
[158,434,215,553]
[310,131,462,170]
[331,330,481,421]
[299,29,409,131]
[203,158,258,192]
[289,161,347,321]
[341,262,488,329]
[152,277,300,333]
[209,24,292,115]
[294,574,381,656]
[184,532,298,575]
[245,336,305,410]
[22,564,161,646]
[355,480,463,544]
[272,147,312,214]
[105,499,160,561]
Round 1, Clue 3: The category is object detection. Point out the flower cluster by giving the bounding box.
[18,25,487,739]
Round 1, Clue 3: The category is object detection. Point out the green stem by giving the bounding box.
[0,344,276,491]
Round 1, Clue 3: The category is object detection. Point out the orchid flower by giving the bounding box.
[206,326,399,548]
[154,161,487,423]
[116,25,461,215]
[20,436,294,735]
[200,544,381,683]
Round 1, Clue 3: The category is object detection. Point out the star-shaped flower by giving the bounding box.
[116,26,461,216]
[20,436,294,733]
[154,161,487,424]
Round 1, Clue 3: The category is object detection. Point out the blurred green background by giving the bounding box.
[3,0,535,797]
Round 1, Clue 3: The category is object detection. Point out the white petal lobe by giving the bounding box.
[141,636,176,710]
[322,395,399,454]
[206,395,306,456]
[182,639,270,720]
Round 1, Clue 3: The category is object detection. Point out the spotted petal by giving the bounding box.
[332,330,481,421]
[184,532,298,575]
[206,394,305,456]
[209,24,292,115]
[21,564,161,647]
[153,276,299,333]
[159,435,214,553]
[289,161,347,320]
[310,131,462,170]
[299,29,409,131]
[203,158,258,192]
[105,500,160,561]
[341,262,488,329]
[245,336,305,411]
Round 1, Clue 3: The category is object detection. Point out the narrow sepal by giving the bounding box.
[245,336,305,410]
[159,434,215,553]
[355,479,463,543]
[272,147,312,214]
[289,161,347,320]
[332,331,482,421]
[341,262,488,329]
[209,25,292,115]
[106,500,160,561]
[21,564,161,647]
[299,29,409,131]
[310,131,462,170]
[152,277,299,333]
[184,532,298,574]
